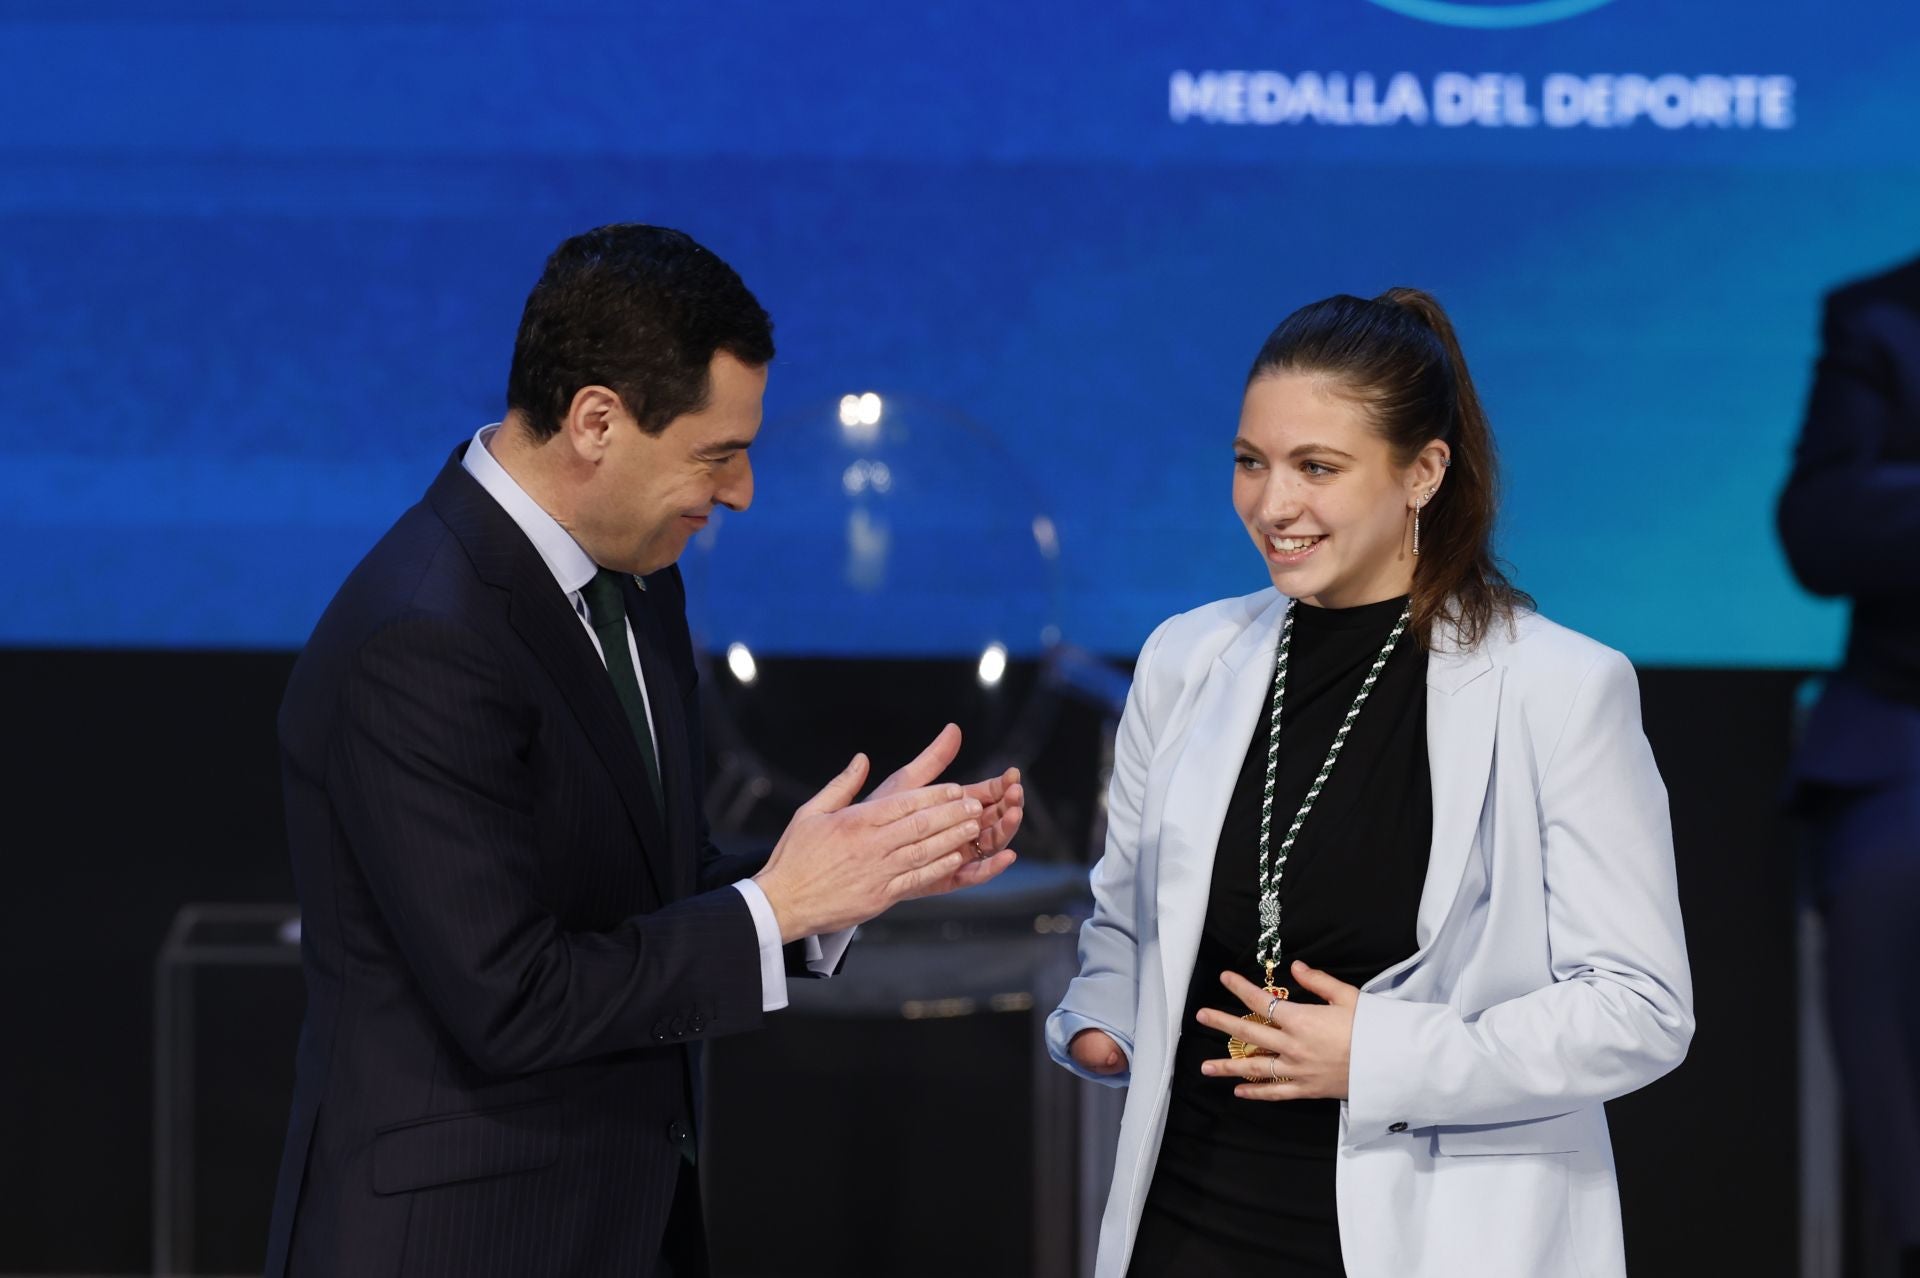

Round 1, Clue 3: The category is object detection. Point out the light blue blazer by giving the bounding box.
[1047,590,1694,1278]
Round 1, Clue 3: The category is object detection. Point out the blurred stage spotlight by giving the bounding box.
[725,642,758,686]
[837,390,884,444]
[977,642,1009,688]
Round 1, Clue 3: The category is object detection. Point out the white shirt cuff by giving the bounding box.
[807,926,855,975]
[731,880,856,1013]
[732,878,790,1013]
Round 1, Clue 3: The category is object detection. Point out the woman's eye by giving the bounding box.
[1302,460,1334,477]
[1235,454,1263,471]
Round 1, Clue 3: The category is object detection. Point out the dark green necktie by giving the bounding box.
[580,569,665,811]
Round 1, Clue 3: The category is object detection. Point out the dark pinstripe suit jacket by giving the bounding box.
[266,447,765,1277]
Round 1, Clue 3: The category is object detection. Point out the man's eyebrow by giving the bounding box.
[698,438,755,455]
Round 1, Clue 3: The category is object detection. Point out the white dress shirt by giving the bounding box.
[462,424,849,1011]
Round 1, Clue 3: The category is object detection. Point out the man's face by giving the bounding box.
[582,351,764,575]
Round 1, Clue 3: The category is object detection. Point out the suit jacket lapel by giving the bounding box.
[1157,593,1289,1022]
[427,451,674,904]
[1365,624,1500,992]
[505,571,674,901]
[621,574,697,902]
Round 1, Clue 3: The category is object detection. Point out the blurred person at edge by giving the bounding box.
[1048,289,1693,1277]
[265,223,1023,1278]
[1780,255,1920,1278]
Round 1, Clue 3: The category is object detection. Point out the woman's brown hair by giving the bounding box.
[1245,287,1531,650]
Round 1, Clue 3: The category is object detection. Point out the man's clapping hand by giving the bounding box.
[752,724,1021,942]
[871,723,1021,899]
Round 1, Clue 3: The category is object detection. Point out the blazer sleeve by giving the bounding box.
[1777,291,1920,597]
[1346,648,1695,1137]
[329,611,765,1077]
[1045,616,1176,1087]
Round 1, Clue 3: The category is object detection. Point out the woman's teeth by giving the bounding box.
[1269,535,1324,553]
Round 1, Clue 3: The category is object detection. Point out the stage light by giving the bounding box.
[1032,514,1059,560]
[840,391,883,444]
[840,459,894,497]
[977,642,1008,688]
[726,642,758,685]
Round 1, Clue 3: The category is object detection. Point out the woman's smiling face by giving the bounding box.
[1232,372,1445,610]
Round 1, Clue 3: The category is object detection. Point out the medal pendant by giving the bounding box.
[1226,985,1287,1058]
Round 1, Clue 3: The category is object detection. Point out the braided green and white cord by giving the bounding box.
[1255,601,1412,977]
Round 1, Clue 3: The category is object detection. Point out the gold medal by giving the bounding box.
[1227,981,1286,1058]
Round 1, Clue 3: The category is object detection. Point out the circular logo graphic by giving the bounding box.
[1363,0,1618,28]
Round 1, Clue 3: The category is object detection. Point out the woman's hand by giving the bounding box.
[1195,962,1359,1101]
[1069,1028,1129,1076]
[870,723,1023,896]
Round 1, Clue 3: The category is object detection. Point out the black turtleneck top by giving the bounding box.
[1128,594,1433,1277]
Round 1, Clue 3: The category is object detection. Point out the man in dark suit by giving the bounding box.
[265,224,1023,1277]
[1779,254,1920,1278]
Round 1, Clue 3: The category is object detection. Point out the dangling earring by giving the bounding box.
[1413,488,1435,556]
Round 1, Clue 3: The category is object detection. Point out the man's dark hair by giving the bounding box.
[506,224,775,439]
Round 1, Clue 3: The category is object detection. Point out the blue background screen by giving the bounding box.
[3,0,1914,661]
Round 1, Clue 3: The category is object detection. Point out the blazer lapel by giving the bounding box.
[622,574,697,902]
[1156,594,1290,1021]
[505,570,673,902]
[428,451,673,904]
[1366,625,1500,991]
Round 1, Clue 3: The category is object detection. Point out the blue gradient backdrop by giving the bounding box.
[2,0,1915,661]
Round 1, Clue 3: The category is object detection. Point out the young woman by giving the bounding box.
[1048,289,1694,1278]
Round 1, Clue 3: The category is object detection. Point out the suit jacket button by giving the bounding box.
[671,1015,688,1036]
[1388,1121,1409,1133]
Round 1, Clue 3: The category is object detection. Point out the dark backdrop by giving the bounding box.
[0,649,1803,1275]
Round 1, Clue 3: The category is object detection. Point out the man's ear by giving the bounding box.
[561,385,627,463]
